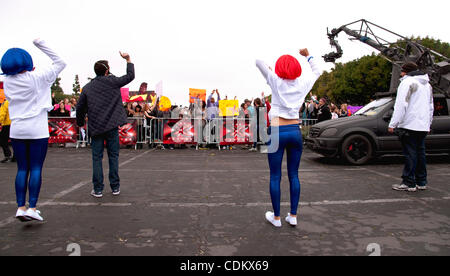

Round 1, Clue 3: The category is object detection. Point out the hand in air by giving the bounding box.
[299,48,309,57]
[119,51,131,61]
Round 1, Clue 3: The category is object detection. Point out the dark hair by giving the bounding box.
[94,60,109,76]
[254,98,262,106]
[401,62,419,74]
[139,82,148,91]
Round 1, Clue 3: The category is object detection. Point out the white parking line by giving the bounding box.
[0,196,448,208]
[0,150,152,228]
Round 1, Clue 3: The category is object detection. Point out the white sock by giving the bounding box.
[265,211,281,227]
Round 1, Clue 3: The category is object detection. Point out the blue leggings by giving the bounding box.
[11,138,48,208]
[267,124,303,217]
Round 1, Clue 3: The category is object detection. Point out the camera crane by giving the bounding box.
[323,19,450,97]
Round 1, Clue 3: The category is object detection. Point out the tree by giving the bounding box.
[72,74,81,96]
[51,77,66,102]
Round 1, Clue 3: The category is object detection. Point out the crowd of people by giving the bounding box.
[300,95,350,122]
[48,94,78,117]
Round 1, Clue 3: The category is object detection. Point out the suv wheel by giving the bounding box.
[341,134,373,165]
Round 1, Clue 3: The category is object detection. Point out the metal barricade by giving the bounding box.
[132,117,146,149]
[299,119,318,140]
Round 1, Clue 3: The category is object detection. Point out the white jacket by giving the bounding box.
[389,73,434,132]
[4,39,66,139]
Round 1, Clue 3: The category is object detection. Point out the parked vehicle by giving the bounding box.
[306,95,450,165]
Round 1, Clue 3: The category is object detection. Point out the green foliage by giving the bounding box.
[72,75,80,96]
[394,36,450,62]
[51,77,66,102]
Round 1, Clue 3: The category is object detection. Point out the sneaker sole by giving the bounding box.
[112,192,120,196]
[91,193,103,198]
[16,216,31,222]
[24,216,43,221]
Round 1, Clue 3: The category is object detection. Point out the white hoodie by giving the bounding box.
[389,73,434,132]
[4,39,66,139]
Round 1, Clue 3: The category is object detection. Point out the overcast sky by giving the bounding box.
[1,0,449,106]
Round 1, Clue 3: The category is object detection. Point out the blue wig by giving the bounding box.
[1,48,34,76]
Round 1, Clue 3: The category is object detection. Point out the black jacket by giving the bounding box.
[317,104,332,123]
[76,63,135,136]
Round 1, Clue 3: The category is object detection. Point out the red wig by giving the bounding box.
[275,55,302,80]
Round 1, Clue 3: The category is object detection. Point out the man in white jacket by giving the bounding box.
[388,62,434,192]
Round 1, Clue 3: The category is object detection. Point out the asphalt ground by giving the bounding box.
[0,146,449,256]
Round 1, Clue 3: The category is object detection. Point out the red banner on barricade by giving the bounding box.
[48,118,78,144]
[119,120,138,145]
[163,119,197,144]
[220,119,253,145]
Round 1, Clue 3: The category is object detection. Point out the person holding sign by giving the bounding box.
[206,89,221,120]
[256,48,321,228]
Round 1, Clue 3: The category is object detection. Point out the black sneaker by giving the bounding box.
[112,189,120,196]
[90,190,103,198]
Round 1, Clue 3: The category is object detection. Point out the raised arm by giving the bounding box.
[110,52,135,88]
[32,38,67,87]
[256,60,271,81]
[300,48,322,92]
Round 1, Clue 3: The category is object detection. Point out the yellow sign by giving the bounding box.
[189,88,206,104]
[219,100,239,117]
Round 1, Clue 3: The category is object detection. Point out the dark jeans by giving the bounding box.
[400,129,428,188]
[91,128,120,193]
[0,125,12,158]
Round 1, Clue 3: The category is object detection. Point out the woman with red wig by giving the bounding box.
[256,49,321,227]
[1,39,66,222]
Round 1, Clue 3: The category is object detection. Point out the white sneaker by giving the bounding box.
[16,209,31,222]
[265,211,282,228]
[392,183,417,192]
[25,209,44,221]
[285,213,297,226]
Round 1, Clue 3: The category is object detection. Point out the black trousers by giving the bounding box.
[0,125,12,158]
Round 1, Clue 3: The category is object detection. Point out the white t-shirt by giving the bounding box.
[256,56,321,121]
[4,39,66,139]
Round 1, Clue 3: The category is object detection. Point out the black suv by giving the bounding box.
[305,95,450,165]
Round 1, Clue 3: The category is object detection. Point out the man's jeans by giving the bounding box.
[91,128,120,193]
[400,129,428,188]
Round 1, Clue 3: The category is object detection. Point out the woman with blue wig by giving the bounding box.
[1,39,66,222]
